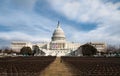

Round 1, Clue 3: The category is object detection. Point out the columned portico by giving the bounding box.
[50,42,67,50]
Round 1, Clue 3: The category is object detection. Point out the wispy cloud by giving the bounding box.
[47,0,120,45]
[0,11,55,41]
[0,0,56,47]
[48,0,120,23]
[0,0,120,48]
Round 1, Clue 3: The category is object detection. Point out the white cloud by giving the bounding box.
[0,0,57,43]
[0,31,50,42]
[0,11,57,42]
[0,0,120,47]
[48,0,120,23]
[47,0,120,45]
[11,0,37,11]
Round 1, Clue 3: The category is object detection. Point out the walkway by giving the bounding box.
[39,57,79,76]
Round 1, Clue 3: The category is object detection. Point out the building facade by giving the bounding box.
[11,22,106,56]
[89,42,107,53]
[11,41,32,52]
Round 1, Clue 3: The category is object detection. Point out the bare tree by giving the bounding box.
[107,45,117,53]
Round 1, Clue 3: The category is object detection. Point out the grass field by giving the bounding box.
[0,56,120,76]
[62,57,120,76]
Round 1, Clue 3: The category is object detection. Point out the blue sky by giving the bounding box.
[0,0,120,48]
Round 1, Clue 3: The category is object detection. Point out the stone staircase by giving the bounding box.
[39,57,80,76]
[39,48,76,56]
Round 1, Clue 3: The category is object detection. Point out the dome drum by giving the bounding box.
[52,37,66,41]
[51,22,66,41]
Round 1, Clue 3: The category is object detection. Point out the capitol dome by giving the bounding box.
[52,22,66,41]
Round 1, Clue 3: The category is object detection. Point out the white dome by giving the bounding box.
[52,22,66,41]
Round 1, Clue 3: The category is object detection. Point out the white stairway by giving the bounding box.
[39,48,76,56]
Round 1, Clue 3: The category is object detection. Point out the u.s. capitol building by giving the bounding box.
[11,22,106,56]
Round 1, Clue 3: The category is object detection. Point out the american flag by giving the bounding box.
[52,43,58,49]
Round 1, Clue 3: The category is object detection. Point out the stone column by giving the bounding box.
[64,43,67,49]
[47,43,49,50]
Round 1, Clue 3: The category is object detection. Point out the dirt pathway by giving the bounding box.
[39,57,79,76]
